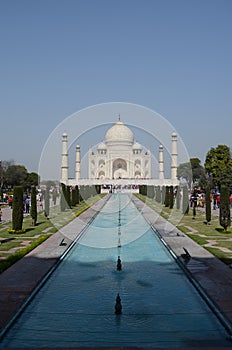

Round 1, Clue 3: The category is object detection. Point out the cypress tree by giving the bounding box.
[95,185,101,194]
[60,183,67,212]
[182,185,189,215]
[66,186,71,208]
[12,186,23,231]
[205,185,211,224]
[147,186,155,199]
[76,185,80,204]
[156,186,161,203]
[165,186,170,207]
[176,186,181,210]
[192,200,196,219]
[169,186,174,209]
[30,186,37,226]
[161,186,166,204]
[220,185,231,231]
[71,187,77,207]
[44,187,50,218]
[52,189,57,205]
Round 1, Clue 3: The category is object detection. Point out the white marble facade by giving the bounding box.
[88,119,151,180]
[61,117,178,186]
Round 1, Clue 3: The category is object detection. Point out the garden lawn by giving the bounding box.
[0,195,104,273]
[136,194,232,266]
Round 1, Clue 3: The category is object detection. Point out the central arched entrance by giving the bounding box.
[112,158,127,179]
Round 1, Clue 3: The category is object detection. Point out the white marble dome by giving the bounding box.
[132,142,142,149]
[105,121,134,144]
[97,142,106,149]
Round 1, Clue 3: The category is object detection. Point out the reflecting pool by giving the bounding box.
[0,194,231,348]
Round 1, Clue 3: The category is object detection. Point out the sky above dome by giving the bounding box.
[0,0,232,176]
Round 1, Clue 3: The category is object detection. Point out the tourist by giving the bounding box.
[8,195,13,209]
[213,193,217,210]
[25,196,30,214]
[216,193,220,208]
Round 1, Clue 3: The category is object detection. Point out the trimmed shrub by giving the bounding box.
[60,183,67,212]
[205,186,211,224]
[66,186,71,209]
[156,186,161,203]
[30,186,37,226]
[165,186,170,207]
[169,186,174,209]
[176,186,181,210]
[220,185,231,231]
[161,186,166,204]
[147,186,155,199]
[182,185,189,215]
[44,187,50,218]
[12,186,23,231]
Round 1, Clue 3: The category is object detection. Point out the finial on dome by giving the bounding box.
[118,113,121,122]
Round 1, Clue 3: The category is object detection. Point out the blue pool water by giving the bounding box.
[0,194,231,348]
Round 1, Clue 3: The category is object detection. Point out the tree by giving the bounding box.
[182,185,189,215]
[164,186,170,207]
[12,186,23,231]
[66,186,72,208]
[177,162,192,188]
[169,186,174,209]
[24,172,39,189]
[5,165,27,187]
[44,187,50,218]
[219,185,231,231]
[176,186,181,210]
[205,145,232,188]
[161,186,165,204]
[30,186,37,226]
[155,186,161,203]
[147,186,155,199]
[205,185,211,224]
[190,158,206,186]
[60,183,67,212]
[192,191,197,219]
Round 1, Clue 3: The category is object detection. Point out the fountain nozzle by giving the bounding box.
[115,293,122,314]
[117,256,122,271]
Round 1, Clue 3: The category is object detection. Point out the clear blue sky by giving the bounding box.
[1,0,232,175]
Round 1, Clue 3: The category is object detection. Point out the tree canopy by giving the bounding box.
[176,162,192,187]
[205,145,232,188]
[190,158,206,186]
[0,160,39,190]
[177,158,205,187]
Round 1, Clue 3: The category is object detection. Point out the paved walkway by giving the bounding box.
[0,195,232,350]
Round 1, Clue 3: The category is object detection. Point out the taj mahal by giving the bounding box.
[61,117,179,188]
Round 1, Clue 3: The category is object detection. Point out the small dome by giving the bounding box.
[105,121,134,145]
[132,142,142,150]
[97,142,106,149]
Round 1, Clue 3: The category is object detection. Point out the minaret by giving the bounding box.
[61,132,68,184]
[75,144,80,181]
[171,132,178,180]
[159,144,164,180]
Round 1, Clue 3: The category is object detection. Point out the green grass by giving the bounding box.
[205,247,232,265]
[0,195,104,273]
[135,194,232,266]
[187,234,208,245]
[0,235,51,273]
[176,225,189,234]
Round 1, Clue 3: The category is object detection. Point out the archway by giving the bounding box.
[113,158,127,179]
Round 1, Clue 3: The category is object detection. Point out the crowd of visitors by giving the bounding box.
[190,188,232,210]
